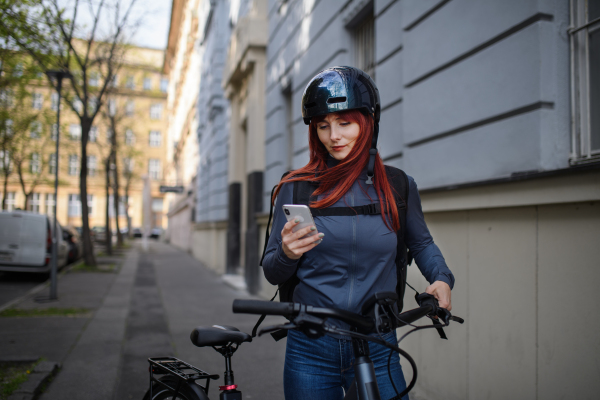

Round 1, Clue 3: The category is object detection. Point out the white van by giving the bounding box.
[0,211,69,274]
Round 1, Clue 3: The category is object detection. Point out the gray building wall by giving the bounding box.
[262,1,599,399]
[264,0,571,203]
[196,0,232,224]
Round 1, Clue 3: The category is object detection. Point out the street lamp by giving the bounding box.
[46,69,72,300]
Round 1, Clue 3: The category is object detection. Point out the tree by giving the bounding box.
[2,0,141,266]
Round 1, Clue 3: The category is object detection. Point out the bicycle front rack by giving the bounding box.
[148,357,220,396]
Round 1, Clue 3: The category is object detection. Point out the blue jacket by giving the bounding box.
[262,168,455,329]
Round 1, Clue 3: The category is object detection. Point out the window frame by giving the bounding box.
[569,0,600,164]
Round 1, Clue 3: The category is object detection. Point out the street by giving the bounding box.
[0,272,46,306]
[0,241,286,400]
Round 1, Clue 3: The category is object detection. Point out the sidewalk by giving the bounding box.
[0,241,286,400]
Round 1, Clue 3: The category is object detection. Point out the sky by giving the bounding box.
[56,0,173,50]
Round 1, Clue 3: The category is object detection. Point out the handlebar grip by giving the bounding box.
[232,299,294,316]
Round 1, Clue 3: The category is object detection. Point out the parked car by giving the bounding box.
[63,226,83,263]
[150,228,163,239]
[74,226,95,242]
[0,211,69,275]
[91,226,107,242]
[132,228,142,238]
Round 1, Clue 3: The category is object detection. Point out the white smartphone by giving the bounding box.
[282,204,322,244]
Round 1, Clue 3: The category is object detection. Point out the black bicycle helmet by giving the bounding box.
[301,66,381,184]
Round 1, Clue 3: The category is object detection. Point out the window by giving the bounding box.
[149,130,162,147]
[73,98,82,113]
[150,103,162,120]
[69,124,81,140]
[108,99,116,116]
[68,155,78,176]
[88,96,98,113]
[570,0,600,163]
[353,9,376,80]
[143,77,152,90]
[87,195,94,216]
[3,119,13,136]
[283,86,294,170]
[30,153,40,173]
[28,193,40,213]
[89,126,98,143]
[13,63,23,77]
[5,192,16,211]
[107,128,114,143]
[1,150,11,172]
[68,194,80,216]
[0,89,14,107]
[32,92,43,110]
[108,196,127,216]
[49,153,56,174]
[125,100,135,116]
[148,159,161,180]
[123,157,134,175]
[45,193,55,216]
[87,155,97,176]
[51,124,58,141]
[125,75,135,89]
[125,129,135,145]
[30,121,41,138]
[111,74,118,87]
[89,72,99,87]
[160,78,168,93]
[68,194,93,216]
[51,92,59,111]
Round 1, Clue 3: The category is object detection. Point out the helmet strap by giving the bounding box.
[366,121,379,185]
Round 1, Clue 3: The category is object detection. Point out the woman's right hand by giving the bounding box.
[281,219,324,260]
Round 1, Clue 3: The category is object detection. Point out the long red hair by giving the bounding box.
[272,109,400,232]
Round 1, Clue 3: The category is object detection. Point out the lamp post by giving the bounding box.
[46,69,72,300]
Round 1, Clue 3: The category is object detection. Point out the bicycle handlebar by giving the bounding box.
[232,299,375,332]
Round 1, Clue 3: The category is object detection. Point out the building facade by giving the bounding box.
[261,0,599,399]
[163,0,202,250]
[1,45,169,233]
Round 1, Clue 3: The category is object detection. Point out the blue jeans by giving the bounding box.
[284,330,409,400]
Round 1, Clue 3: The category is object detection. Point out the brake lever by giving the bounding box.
[258,322,297,337]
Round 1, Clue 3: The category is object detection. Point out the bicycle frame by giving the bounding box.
[344,337,382,400]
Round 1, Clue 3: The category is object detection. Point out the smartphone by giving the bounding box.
[282,204,322,244]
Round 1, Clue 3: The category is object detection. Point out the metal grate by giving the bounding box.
[569,0,600,164]
[354,12,376,80]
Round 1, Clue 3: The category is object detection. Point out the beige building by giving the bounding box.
[1,45,169,232]
[163,0,201,250]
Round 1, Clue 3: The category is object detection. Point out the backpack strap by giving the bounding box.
[384,165,410,312]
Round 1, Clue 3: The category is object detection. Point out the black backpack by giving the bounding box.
[256,166,410,340]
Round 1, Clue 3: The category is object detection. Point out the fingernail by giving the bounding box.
[310,226,316,231]
[318,233,324,238]
[295,219,300,223]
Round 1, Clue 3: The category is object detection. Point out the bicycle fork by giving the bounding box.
[345,338,382,400]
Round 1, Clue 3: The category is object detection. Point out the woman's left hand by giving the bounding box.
[425,281,452,311]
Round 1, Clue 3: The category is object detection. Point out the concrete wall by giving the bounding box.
[190,222,228,275]
[168,202,193,251]
[400,195,600,400]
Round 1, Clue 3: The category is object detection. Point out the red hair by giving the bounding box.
[272,109,400,232]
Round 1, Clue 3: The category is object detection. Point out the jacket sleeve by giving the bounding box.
[262,182,301,285]
[404,176,455,289]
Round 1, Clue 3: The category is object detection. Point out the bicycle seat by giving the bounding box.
[190,325,252,347]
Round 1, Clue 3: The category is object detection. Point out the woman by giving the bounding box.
[262,66,455,400]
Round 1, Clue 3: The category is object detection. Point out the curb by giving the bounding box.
[6,360,60,400]
[0,259,83,314]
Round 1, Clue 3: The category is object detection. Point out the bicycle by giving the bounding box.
[143,292,463,400]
